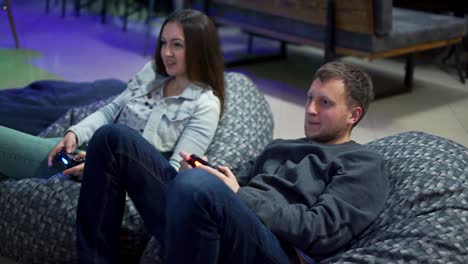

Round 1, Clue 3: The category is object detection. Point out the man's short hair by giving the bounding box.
[313,61,374,127]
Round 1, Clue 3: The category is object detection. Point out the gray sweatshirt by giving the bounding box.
[236,138,389,260]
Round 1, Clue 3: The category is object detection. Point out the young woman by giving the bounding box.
[0,9,225,180]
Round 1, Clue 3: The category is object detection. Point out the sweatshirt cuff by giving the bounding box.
[235,187,255,208]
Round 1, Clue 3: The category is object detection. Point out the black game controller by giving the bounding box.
[54,150,85,170]
[185,154,215,169]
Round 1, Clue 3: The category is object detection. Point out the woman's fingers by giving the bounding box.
[62,162,85,177]
[48,140,65,167]
[48,132,79,167]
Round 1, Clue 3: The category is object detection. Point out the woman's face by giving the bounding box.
[160,22,187,78]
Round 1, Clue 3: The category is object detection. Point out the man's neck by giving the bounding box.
[311,134,351,145]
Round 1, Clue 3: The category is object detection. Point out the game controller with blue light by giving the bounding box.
[54,150,85,170]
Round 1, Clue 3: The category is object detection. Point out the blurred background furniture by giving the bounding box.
[46,0,161,31]
[3,0,19,48]
[72,0,174,31]
[393,0,468,77]
[207,0,467,94]
[45,0,67,17]
[74,0,108,23]
[45,0,109,23]
[121,0,155,32]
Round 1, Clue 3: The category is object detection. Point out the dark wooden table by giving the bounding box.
[394,0,468,79]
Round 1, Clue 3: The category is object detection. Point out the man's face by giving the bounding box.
[304,78,360,144]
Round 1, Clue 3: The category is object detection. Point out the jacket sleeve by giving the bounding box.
[169,91,221,170]
[67,61,155,146]
[236,150,389,259]
[67,89,130,146]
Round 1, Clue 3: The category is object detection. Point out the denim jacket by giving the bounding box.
[68,62,221,169]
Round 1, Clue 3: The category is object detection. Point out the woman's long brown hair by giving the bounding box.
[154,9,225,116]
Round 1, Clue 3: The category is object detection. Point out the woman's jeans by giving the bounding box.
[76,124,292,264]
[0,125,61,180]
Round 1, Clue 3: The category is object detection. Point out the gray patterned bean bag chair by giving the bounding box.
[323,131,468,263]
[0,72,274,263]
[2,74,468,263]
[139,132,468,263]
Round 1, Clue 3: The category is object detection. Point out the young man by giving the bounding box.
[76,61,389,263]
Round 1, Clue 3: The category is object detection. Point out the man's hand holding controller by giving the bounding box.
[185,154,216,169]
[179,151,240,193]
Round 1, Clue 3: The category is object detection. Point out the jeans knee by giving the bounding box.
[167,170,221,212]
[93,124,129,140]
[170,170,207,196]
[91,124,135,150]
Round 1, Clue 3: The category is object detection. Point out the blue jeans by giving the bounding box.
[76,124,294,264]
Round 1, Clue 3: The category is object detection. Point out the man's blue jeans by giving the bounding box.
[76,124,293,264]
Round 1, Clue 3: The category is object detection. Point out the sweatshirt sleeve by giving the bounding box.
[236,149,389,259]
[233,159,256,186]
[234,140,279,186]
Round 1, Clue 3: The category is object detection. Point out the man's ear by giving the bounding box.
[349,106,363,125]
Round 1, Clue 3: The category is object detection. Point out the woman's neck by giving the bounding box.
[163,76,190,97]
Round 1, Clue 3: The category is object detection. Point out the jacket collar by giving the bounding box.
[128,61,207,99]
[176,82,205,100]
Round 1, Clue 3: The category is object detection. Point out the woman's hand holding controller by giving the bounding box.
[47,131,85,176]
[48,131,79,167]
[62,151,87,177]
